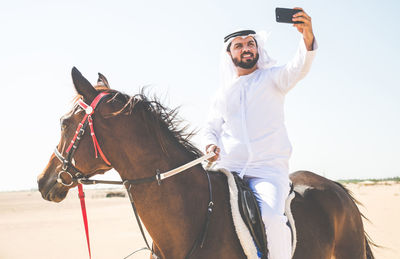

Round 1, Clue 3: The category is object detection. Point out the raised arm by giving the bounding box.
[292,7,315,51]
[271,7,317,94]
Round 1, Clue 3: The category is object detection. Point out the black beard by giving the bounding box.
[232,53,259,69]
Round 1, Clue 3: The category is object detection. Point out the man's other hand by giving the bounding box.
[205,144,220,162]
[292,7,315,51]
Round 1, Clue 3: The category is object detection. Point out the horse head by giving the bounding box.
[37,67,114,202]
[37,67,201,204]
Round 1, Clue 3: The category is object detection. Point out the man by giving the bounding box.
[203,8,317,259]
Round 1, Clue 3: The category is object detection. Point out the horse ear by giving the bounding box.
[97,72,110,88]
[71,67,97,102]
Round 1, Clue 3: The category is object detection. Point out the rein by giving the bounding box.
[54,91,216,259]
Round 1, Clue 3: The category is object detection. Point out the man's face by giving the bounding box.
[228,36,259,69]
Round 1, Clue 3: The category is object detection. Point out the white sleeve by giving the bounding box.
[202,93,224,149]
[270,38,318,94]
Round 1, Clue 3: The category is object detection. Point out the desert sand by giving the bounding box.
[1,182,399,259]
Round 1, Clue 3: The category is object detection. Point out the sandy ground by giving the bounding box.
[1,182,399,259]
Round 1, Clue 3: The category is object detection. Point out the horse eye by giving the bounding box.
[61,123,67,131]
[60,118,68,131]
[60,122,66,131]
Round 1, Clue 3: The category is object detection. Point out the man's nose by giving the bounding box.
[242,45,251,52]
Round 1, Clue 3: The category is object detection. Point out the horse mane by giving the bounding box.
[99,87,203,159]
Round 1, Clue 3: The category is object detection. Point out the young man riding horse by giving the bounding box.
[204,8,316,259]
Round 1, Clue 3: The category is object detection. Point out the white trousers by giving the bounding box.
[245,176,292,259]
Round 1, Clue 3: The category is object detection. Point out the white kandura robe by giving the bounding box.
[204,39,318,181]
[203,38,318,259]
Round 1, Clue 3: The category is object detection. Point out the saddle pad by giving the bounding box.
[216,168,297,259]
[217,168,260,259]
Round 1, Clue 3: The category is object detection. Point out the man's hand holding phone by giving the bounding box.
[276,7,315,51]
[292,7,314,51]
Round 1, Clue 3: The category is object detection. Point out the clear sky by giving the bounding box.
[1,0,399,191]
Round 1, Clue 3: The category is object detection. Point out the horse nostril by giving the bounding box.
[37,171,55,193]
[37,173,43,184]
[37,174,46,192]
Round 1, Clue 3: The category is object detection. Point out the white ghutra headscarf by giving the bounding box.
[219,30,276,89]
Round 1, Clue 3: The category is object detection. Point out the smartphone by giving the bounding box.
[275,8,303,24]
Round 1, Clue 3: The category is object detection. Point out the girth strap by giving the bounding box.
[185,170,214,259]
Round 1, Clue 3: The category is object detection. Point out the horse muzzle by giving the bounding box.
[37,159,71,202]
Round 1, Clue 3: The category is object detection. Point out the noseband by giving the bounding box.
[54,92,111,186]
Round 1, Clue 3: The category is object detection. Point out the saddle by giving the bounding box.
[211,168,296,259]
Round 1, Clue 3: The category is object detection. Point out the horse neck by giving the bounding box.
[106,118,210,256]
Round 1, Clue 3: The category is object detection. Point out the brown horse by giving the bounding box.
[37,68,375,259]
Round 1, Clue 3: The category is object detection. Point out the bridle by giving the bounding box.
[54,92,111,186]
[52,91,215,259]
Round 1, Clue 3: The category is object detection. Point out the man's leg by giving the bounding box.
[247,177,291,259]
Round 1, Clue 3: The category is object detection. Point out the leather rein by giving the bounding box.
[53,92,215,259]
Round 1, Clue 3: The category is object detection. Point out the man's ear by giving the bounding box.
[97,72,110,88]
[71,67,97,102]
